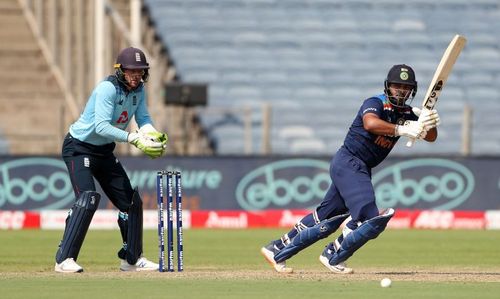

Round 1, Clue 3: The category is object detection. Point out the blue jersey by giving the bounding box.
[69,77,153,145]
[342,94,418,168]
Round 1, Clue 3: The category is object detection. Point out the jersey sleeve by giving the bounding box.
[361,97,384,118]
[94,81,129,142]
[134,91,154,128]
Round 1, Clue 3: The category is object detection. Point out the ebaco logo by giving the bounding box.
[236,159,330,210]
[0,158,73,209]
[373,159,474,210]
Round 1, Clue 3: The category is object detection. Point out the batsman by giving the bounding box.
[261,65,441,273]
[54,47,168,273]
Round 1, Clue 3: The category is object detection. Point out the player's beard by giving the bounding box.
[125,76,141,90]
[389,88,413,107]
[128,79,140,89]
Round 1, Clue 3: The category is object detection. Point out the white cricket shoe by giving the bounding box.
[261,242,293,274]
[55,258,83,273]
[120,256,159,272]
[319,255,353,274]
[319,244,353,274]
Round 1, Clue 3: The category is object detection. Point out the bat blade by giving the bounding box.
[406,34,467,147]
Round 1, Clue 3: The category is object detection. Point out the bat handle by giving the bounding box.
[406,138,416,147]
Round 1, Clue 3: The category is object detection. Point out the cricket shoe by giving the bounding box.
[55,258,84,273]
[120,256,159,272]
[319,243,353,274]
[260,242,293,273]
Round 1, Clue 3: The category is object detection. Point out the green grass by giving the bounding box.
[1,229,499,299]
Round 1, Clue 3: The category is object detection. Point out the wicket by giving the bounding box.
[156,170,183,272]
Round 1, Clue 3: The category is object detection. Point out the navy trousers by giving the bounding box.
[316,147,379,229]
[61,134,134,212]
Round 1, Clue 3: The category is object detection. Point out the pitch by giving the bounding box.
[1,228,499,299]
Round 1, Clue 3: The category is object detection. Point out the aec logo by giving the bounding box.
[0,158,73,209]
[236,159,330,210]
[373,158,474,210]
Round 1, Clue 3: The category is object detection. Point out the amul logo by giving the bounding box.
[236,159,330,210]
[373,159,474,210]
[0,158,73,210]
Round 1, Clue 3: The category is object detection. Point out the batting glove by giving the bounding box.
[412,107,441,130]
[395,120,427,140]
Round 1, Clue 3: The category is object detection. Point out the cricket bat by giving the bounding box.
[406,34,467,147]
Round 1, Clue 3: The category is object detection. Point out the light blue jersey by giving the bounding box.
[69,77,153,145]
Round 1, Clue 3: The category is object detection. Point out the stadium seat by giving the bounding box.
[290,138,327,154]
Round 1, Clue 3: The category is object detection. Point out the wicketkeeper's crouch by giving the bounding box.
[54,47,168,273]
[261,64,441,274]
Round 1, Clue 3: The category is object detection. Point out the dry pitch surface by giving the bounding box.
[2,268,500,283]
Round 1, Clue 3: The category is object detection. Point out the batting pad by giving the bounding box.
[274,213,350,263]
[329,208,394,265]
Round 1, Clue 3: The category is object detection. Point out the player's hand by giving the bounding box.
[395,120,427,140]
[412,107,441,130]
[128,132,165,159]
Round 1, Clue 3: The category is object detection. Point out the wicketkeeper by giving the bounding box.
[261,64,441,273]
[55,47,168,273]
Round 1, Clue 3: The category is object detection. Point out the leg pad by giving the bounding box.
[329,209,394,265]
[126,188,143,265]
[56,191,101,263]
[274,213,350,263]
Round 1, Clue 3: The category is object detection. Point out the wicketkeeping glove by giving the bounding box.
[145,131,168,147]
[128,132,165,159]
[139,124,168,149]
[395,120,427,140]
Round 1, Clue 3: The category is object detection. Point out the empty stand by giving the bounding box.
[146,0,500,155]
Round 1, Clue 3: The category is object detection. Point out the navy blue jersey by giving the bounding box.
[342,94,418,168]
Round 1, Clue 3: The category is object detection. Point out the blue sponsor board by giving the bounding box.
[235,159,330,210]
[373,158,475,210]
[0,155,498,211]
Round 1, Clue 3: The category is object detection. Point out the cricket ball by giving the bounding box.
[380,278,392,288]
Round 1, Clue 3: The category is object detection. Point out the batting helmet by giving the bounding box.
[114,47,150,83]
[384,64,417,107]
